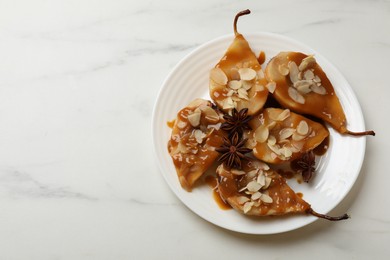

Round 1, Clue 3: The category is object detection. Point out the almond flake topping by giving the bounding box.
[266,82,277,93]
[277,109,291,121]
[297,120,309,135]
[210,68,228,85]
[228,80,242,90]
[238,68,257,81]
[187,111,201,127]
[288,87,305,104]
[243,201,254,213]
[237,196,250,205]
[194,129,206,144]
[247,181,262,192]
[260,194,273,203]
[298,55,316,71]
[279,128,295,140]
[254,125,269,143]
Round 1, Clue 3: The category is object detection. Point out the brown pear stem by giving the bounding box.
[345,129,375,136]
[307,208,350,221]
[233,9,251,36]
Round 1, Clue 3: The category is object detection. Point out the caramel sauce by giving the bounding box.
[205,176,231,210]
[166,120,175,129]
[313,136,329,156]
[258,51,266,65]
[297,192,303,198]
[277,169,295,179]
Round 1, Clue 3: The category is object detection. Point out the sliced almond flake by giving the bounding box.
[266,82,276,93]
[254,125,269,143]
[237,88,249,100]
[298,71,303,80]
[267,135,276,146]
[257,69,265,79]
[194,129,206,144]
[200,106,220,123]
[257,174,266,186]
[289,145,300,153]
[304,70,314,80]
[288,87,305,104]
[292,141,304,151]
[226,89,234,97]
[313,75,321,83]
[177,121,187,129]
[311,84,327,95]
[278,139,290,145]
[288,61,299,83]
[271,152,277,160]
[298,55,316,71]
[277,109,291,121]
[278,64,289,76]
[297,83,312,94]
[260,194,273,203]
[267,143,282,155]
[238,186,247,192]
[292,132,306,141]
[172,142,189,155]
[242,81,253,90]
[262,164,270,171]
[231,169,246,175]
[243,201,254,213]
[294,80,312,89]
[238,68,257,81]
[210,67,228,85]
[237,196,250,205]
[228,80,242,90]
[247,181,262,192]
[279,128,295,140]
[253,84,265,92]
[267,121,277,130]
[222,97,235,110]
[263,177,272,189]
[231,95,241,102]
[187,112,201,127]
[251,192,262,201]
[268,109,282,121]
[282,146,293,158]
[246,169,259,179]
[246,138,257,149]
[297,120,309,135]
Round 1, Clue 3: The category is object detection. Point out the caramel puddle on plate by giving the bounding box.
[205,175,232,210]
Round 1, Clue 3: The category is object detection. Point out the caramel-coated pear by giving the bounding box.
[209,10,268,115]
[265,52,374,136]
[248,108,329,164]
[168,99,226,191]
[216,159,349,220]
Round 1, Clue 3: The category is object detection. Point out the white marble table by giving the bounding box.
[0,0,388,259]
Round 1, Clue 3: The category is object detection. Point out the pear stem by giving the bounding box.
[233,9,251,36]
[307,208,350,221]
[345,130,375,136]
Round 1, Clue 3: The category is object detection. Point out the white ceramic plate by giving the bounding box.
[152,32,367,234]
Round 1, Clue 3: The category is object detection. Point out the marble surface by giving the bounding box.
[0,0,388,259]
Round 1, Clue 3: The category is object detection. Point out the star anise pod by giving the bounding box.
[216,132,252,169]
[221,108,252,137]
[291,151,316,182]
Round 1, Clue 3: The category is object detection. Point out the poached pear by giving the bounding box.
[265,52,375,136]
[248,108,329,164]
[217,158,349,220]
[168,99,226,191]
[209,10,269,115]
